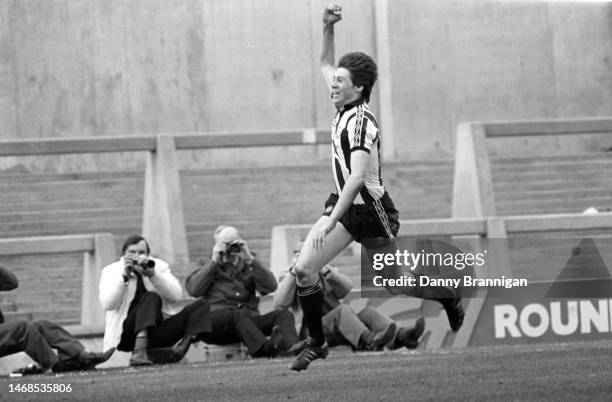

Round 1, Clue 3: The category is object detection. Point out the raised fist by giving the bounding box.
[323,3,342,25]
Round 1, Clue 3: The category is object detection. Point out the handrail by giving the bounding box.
[483,117,612,138]
[0,135,158,156]
[0,234,96,255]
[0,129,329,157]
[174,130,329,149]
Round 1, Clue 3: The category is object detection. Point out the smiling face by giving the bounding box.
[330,67,363,108]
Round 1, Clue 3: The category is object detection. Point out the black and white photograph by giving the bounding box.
[0,0,611,400]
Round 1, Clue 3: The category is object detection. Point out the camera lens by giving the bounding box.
[227,243,241,254]
[138,257,155,268]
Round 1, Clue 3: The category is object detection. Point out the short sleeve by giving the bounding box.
[348,105,379,153]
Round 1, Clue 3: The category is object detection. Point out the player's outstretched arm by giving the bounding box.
[320,4,342,89]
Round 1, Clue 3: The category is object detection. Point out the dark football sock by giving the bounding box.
[297,281,325,346]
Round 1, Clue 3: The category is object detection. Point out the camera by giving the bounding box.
[137,256,155,269]
[226,242,242,254]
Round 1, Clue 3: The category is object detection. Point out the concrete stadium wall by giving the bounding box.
[389,0,612,158]
[0,0,611,172]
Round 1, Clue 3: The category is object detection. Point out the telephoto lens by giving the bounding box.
[138,257,155,268]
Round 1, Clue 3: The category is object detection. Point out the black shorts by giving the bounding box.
[323,192,400,243]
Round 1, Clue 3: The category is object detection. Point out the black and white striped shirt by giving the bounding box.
[330,99,385,203]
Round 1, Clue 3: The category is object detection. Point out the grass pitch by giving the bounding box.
[2,340,612,401]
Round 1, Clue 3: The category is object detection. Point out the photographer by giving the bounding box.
[185,226,298,358]
[99,235,211,366]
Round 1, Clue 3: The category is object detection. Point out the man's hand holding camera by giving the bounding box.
[124,255,156,278]
[212,239,254,264]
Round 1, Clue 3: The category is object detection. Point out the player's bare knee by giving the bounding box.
[294,264,318,285]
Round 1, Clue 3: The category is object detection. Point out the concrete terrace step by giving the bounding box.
[0,207,142,224]
[180,170,454,187]
[494,178,612,192]
[490,154,612,173]
[182,207,450,232]
[495,188,611,201]
[0,187,143,205]
[182,184,452,205]
[497,201,612,216]
[0,198,143,214]
[0,279,82,296]
[0,175,142,191]
[0,217,142,236]
[0,171,142,185]
[179,159,455,177]
[490,153,612,166]
[0,299,82,314]
[491,170,612,183]
[3,309,81,325]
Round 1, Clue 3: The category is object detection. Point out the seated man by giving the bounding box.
[274,242,425,351]
[185,226,297,358]
[0,264,114,375]
[99,235,212,366]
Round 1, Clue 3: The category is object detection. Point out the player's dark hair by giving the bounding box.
[338,52,378,102]
[121,235,150,255]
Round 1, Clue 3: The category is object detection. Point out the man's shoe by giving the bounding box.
[53,348,115,373]
[169,337,192,362]
[129,356,153,367]
[289,339,329,371]
[52,359,79,373]
[148,336,195,364]
[84,347,115,368]
[367,323,397,351]
[402,317,425,349]
[442,298,465,332]
[11,363,46,376]
[129,350,153,367]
